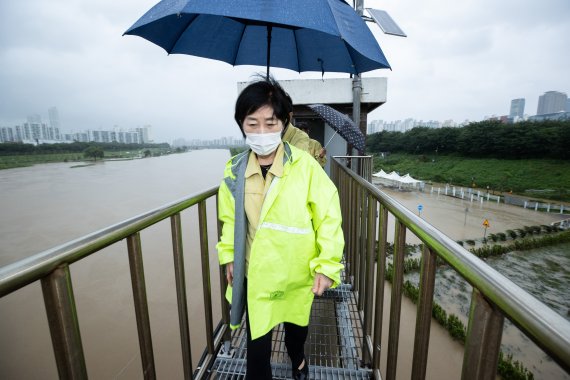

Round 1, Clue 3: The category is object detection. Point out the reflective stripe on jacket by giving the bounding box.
[216,142,344,339]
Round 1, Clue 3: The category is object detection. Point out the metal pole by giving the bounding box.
[352,0,364,154]
[127,233,156,379]
[171,213,193,379]
[41,265,88,380]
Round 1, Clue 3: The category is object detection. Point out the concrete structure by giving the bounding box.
[537,91,567,115]
[238,77,388,174]
[509,98,525,119]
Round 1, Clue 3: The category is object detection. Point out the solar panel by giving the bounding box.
[366,8,407,37]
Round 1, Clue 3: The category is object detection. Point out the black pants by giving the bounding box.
[245,282,309,380]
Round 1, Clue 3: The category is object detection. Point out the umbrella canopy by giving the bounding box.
[307,103,365,152]
[124,0,391,77]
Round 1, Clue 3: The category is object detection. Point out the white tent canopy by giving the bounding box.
[372,170,424,188]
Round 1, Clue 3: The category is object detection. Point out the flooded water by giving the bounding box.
[0,150,230,379]
[406,244,570,380]
[389,184,570,379]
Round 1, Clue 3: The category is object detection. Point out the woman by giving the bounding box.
[216,78,344,380]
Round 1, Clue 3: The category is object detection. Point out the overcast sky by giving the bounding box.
[1,0,569,143]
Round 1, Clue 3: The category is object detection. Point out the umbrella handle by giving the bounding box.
[324,130,338,148]
[266,25,272,80]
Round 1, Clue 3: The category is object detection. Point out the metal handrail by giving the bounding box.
[2,158,569,379]
[0,185,227,380]
[0,186,218,296]
[331,157,570,379]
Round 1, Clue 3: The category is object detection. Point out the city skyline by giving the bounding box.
[1,0,569,143]
[3,86,569,144]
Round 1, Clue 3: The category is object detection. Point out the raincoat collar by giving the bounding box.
[244,142,285,179]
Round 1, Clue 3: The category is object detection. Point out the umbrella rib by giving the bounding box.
[166,14,197,54]
[293,28,301,73]
[231,23,249,66]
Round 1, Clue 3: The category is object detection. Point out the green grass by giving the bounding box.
[0,153,83,170]
[0,149,170,170]
[373,153,570,202]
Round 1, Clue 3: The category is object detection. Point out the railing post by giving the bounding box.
[358,186,367,310]
[373,204,388,377]
[199,200,215,355]
[41,265,88,380]
[216,194,231,343]
[171,213,193,379]
[363,193,377,366]
[462,289,504,380]
[386,221,406,380]
[350,177,358,285]
[411,245,437,380]
[127,232,156,379]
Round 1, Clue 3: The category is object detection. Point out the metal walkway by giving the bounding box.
[211,282,372,379]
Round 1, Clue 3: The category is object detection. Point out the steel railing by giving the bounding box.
[0,186,230,380]
[330,157,570,380]
[2,156,570,380]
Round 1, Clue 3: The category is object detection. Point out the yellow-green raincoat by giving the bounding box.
[216,143,344,339]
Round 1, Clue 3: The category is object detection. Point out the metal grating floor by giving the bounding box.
[210,279,372,379]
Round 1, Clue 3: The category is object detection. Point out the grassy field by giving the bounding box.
[373,153,570,202]
[0,148,170,170]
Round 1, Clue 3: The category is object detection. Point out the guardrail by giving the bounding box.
[0,186,229,379]
[3,156,569,380]
[331,156,570,380]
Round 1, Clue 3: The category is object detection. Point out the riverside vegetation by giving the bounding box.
[366,120,570,202]
[384,251,535,379]
[0,142,174,169]
[381,229,570,379]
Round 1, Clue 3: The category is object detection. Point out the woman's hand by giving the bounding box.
[312,273,333,296]
[226,262,234,286]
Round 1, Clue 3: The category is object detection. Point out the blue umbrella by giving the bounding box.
[124,0,390,78]
[308,103,366,152]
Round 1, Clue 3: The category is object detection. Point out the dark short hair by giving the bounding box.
[234,77,291,137]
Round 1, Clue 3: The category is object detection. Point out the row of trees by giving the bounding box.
[0,142,171,155]
[366,120,570,159]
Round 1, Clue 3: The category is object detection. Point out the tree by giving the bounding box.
[83,146,104,161]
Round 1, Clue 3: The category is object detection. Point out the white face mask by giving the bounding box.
[245,131,282,156]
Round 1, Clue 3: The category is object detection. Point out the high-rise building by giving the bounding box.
[136,125,151,143]
[537,91,567,115]
[48,107,61,130]
[566,98,570,112]
[27,114,42,124]
[509,98,525,119]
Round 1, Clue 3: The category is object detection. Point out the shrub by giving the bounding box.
[456,240,464,246]
[447,314,466,343]
[497,232,507,241]
[489,233,498,242]
[506,229,517,239]
[498,352,534,380]
[432,303,448,326]
[403,280,419,303]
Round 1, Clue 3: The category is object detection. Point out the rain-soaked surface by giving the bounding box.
[407,243,570,380]
[387,181,570,379]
